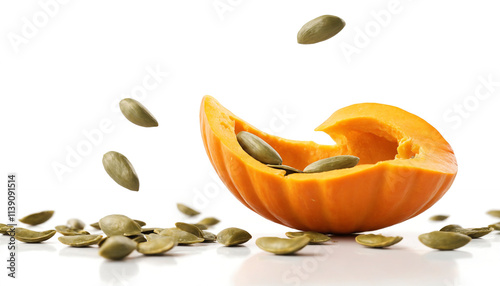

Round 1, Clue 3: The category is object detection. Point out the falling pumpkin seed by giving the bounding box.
[58,234,103,247]
[297,15,346,44]
[486,210,500,218]
[119,98,159,127]
[98,236,137,260]
[256,236,310,255]
[429,215,449,221]
[418,231,471,250]
[102,151,140,191]
[19,210,54,226]
[176,203,200,216]
[197,217,220,227]
[217,227,252,246]
[355,234,403,248]
[236,131,282,165]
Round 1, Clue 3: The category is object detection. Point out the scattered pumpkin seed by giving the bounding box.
[488,222,500,231]
[197,217,220,227]
[145,233,162,241]
[159,228,204,244]
[418,231,471,250]
[429,215,449,221]
[14,228,56,243]
[256,236,310,255]
[303,155,360,173]
[67,218,85,230]
[193,223,208,230]
[98,236,137,260]
[202,231,217,242]
[55,225,90,236]
[102,151,140,191]
[0,224,10,235]
[486,210,500,218]
[440,225,493,238]
[133,220,146,227]
[285,231,330,243]
[297,15,346,44]
[19,210,54,225]
[236,131,282,165]
[90,222,101,230]
[217,227,252,246]
[99,214,142,237]
[137,236,176,255]
[175,222,204,238]
[176,203,200,216]
[153,228,165,234]
[98,236,108,247]
[119,98,159,127]
[355,234,403,248]
[128,234,147,243]
[58,234,103,247]
[268,165,302,175]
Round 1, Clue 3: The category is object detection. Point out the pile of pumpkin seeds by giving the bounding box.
[236,131,360,176]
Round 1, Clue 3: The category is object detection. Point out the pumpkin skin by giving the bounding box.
[200,96,457,234]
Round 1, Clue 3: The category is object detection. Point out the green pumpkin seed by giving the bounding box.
[267,165,302,175]
[119,98,159,127]
[256,236,310,255]
[19,210,54,225]
[488,222,500,231]
[202,231,217,242]
[137,236,176,255]
[98,236,108,247]
[429,215,449,221]
[58,234,103,247]
[176,203,200,216]
[197,217,220,227]
[285,231,330,243]
[67,218,85,230]
[55,225,90,236]
[102,151,140,191]
[217,227,252,246]
[303,155,359,173]
[128,234,147,243]
[0,224,10,235]
[237,131,282,165]
[14,228,56,243]
[486,210,500,218]
[99,214,142,237]
[159,228,204,244]
[98,236,137,260]
[193,223,208,230]
[355,234,403,248]
[145,233,162,241]
[419,231,471,250]
[133,220,146,227]
[90,222,101,230]
[440,225,493,238]
[175,222,204,238]
[297,15,346,44]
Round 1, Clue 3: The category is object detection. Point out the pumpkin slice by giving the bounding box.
[200,96,457,234]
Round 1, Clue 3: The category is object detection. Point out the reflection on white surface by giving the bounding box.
[233,236,466,286]
[217,245,251,257]
[59,246,101,258]
[100,260,139,286]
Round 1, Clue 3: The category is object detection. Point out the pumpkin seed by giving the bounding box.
[197,217,220,227]
[0,224,10,235]
[193,223,208,230]
[14,228,56,243]
[256,236,310,255]
[98,236,137,260]
[418,231,471,250]
[486,210,500,218]
[429,215,449,221]
[19,210,54,225]
[137,236,176,255]
[141,227,156,234]
[488,222,500,231]
[99,214,142,237]
[267,165,302,175]
[297,15,346,44]
[159,228,204,244]
[440,225,493,238]
[55,225,90,236]
[67,218,85,230]
[145,233,162,241]
[127,234,147,243]
[133,220,146,227]
[236,131,282,165]
[355,234,403,248]
[175,222,204,238]
[102,151,140,191]
[303,155,359,173]
[202,231,217,242]
[153,228,165,234]
[90,222,101,230]
[58,234,103,247]
[176,203,200,216]
[217,227,252,246]
[285,231,330,243]
[98,236,108,247]
[119,98,159,127]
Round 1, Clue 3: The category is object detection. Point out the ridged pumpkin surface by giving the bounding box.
[200,96,457,234]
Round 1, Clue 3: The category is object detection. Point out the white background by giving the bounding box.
[1,1,500,285]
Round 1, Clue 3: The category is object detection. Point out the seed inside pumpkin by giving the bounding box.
[236,131,282,165]
[303,155,360,173]
[267,165,302,175]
